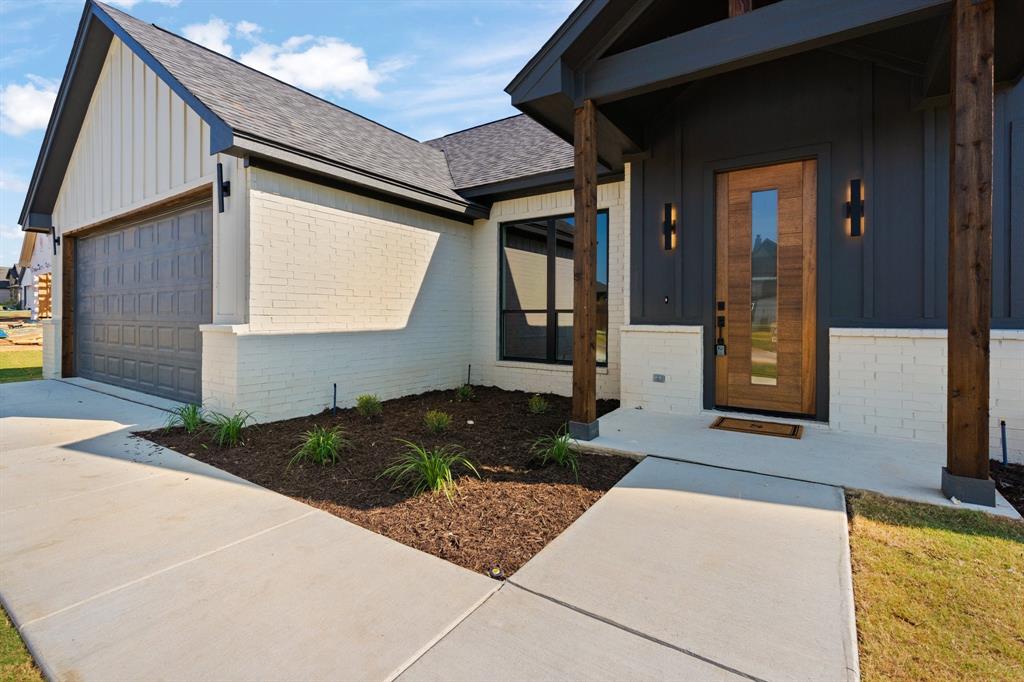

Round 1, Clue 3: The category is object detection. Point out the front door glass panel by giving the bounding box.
[750,189,778,386]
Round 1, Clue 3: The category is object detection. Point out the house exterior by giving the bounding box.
[18,1,1024,487]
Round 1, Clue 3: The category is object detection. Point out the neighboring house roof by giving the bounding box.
[426,115,574,190]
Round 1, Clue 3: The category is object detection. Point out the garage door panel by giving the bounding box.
[76,203,212,403]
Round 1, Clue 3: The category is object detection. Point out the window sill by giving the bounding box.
[494,360,610,375]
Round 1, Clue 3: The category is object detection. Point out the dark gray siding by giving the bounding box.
[628,50,1024,417]
[630,50,1024,330]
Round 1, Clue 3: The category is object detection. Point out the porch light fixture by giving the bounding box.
[216,162,231,214]
[663,202,677,250]
[845,179,864,237]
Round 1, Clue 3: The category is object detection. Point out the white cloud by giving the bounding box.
[183,17,234,58]
[235,20,261,39]
[240,36,399,100]
[0,170,28,193]
[0,75,57,136]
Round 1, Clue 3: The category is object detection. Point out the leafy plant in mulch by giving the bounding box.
[423,410,452,433]
[290,425,350,468]
[355,394,383,419]
[379,440,479,502]
[207,410,251,448]
[165,403,205,434]
[527,394,550,415]
[454,384,476,402]
[530,427,580,478]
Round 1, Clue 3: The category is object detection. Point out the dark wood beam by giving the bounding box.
[61,236,76,378]
[571,99,598,435]
[946,0,994,486]
[729,0,752,18]
[584,0,949,104]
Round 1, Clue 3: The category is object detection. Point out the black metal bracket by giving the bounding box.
[51,228,61,255]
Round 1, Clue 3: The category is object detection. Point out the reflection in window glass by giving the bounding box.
[500,211,608,365]
[750,190,778,386]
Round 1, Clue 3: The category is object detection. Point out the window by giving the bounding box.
[500,210,609,365]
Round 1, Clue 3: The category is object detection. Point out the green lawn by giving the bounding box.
[848,490,1024,681]
[0,609,41,682]
[0,349,42,384]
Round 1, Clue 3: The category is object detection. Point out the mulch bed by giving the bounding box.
[990,459,1024,516]
[141,387,635,576]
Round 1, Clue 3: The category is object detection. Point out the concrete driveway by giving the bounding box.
[2,380,858,681]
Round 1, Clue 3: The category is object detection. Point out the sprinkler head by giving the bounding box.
[487,566,505,581]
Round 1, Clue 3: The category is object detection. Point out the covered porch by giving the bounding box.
[587,406,1021,519]
[507,0,1024,508]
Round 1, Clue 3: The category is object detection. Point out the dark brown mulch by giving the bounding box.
[141,387,634,576]
[991,459,1024,516]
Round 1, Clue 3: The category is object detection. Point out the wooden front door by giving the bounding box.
[715,160,816,416]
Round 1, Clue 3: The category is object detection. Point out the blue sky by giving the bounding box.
[0,0,576,266]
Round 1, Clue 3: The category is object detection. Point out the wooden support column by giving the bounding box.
[943,0,994,505]
[571,99,598,438]
[728,0,752,17]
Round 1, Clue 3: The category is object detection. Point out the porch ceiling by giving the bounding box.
[508,0,1024,165]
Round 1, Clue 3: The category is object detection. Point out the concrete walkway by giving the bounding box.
[404,457,859,682]
[2,380,859,681]
[1,380,497,681]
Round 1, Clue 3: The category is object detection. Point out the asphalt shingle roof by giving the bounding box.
[97,2,463,203]
[426,115,574,189]
[95,2,579,203]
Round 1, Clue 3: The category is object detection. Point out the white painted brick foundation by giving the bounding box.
[829,328,1024,463]
[201,170,473,421]
[619,325,703,414]
[469,181,626,399]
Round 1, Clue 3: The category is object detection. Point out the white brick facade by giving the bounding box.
[201,169,474,421]
[829,328,1024,463]
[468,181,626,399]
[619,325,703,414]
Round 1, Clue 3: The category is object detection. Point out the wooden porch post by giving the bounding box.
[571,99,598,439]
[943,0,995,505]
[728,0,752,17]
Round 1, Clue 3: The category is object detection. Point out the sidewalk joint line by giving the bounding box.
[645,453,844,491]
[384,582,504,681]
[18,511,316,629]
[506,580,767,682]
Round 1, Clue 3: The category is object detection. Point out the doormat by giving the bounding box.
[710,416,803,439]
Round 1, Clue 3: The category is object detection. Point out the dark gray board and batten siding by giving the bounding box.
[627,51,1024,417]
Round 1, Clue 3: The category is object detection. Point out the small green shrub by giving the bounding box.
[530,428,579,478]
[423,410,452,433]
[527,394,550,415]
[379,440,479,502]
[355,394,383,419]
[290,425,349,467]
[454,384,476,402]
[207,410,251,448]
[166,403,205,434]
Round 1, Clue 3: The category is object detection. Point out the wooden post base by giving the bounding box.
[569,420,600,441]
[941,467,996,507]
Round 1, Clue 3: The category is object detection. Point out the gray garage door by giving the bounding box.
[75,202,212,403]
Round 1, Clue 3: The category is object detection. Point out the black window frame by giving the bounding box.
[499,209,609,366]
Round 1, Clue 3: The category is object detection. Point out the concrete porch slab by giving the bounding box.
[400,584,744,681]
[589,408,1021,519]
[512,457,859,682]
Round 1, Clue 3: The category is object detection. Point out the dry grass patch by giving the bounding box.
[0,608,42,682]
[847,490,1024,681]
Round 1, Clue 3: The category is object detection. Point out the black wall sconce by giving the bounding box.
[216,162,232,214]
[663,202,677,250]
[845,178,864,237]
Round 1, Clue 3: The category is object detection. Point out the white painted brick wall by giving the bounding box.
[469,181,626,399]
[619,325,703,414]
[829,328,1024,463]
[40,320,60,379]
[201,170,474,421]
